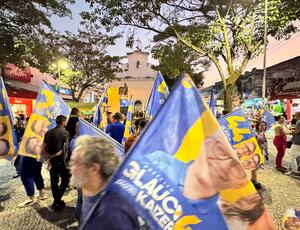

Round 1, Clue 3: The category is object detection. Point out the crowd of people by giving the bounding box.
[11,108,147,226]
[6,105,300,229]
[243,109,300,191]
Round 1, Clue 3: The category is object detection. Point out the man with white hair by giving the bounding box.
[69,135,139,230]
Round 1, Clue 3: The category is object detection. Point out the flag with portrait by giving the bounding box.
[0,77,16,158]
[218,108,265,170]
[105,76,274,229]
[18,81,70,159]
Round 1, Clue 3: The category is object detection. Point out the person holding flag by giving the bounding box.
[78,118,124,157]
[90,75,275,229]
[17,81,70,208]
[146,72,169,118]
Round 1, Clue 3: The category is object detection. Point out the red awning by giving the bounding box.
[5,85,38,99]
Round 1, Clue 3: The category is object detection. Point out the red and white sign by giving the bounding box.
[269,81,300,99]
[4,63,31,83]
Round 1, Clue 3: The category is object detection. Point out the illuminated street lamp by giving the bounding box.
[51,60,69,95]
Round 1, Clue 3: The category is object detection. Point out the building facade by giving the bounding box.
[201,56,300,104]
[2,64,74,117]
[110,46,157,112]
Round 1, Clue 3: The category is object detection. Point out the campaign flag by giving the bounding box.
[0,77,16,158]
[107,87,120,114]
[258,108,276,130]
[218,108,265,169]
[281,208,300,230]
[93,86,108,129]
[122,99,133,143]
[209,89,215,115]
[105,76,274,229]
[79,118,124,157]
[18,81,71,159]
[146,72,169,118]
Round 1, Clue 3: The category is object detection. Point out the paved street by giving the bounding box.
[0,129,299,229]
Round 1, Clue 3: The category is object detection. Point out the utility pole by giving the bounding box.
[262,0,268,102]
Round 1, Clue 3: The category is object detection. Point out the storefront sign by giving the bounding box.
[9,97,34,117]
[49,84,72,96]
[4,63,31,83]
[269,81,300,99]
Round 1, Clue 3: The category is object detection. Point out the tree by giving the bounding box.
[82,0,299,110]
[51,24,121,102]
[151,40,210,89]
[0,0,74,68]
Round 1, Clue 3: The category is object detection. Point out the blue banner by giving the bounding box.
[18,81,71,159]
[0,77,16,158]
[218,108,265,169]
[146,72,169,118]
[105,77,274,229]
[123,100,133,143]
[79,118,124,157]
[93,86,108,129]
[259,109,276,130]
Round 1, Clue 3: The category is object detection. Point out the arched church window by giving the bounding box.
[134,100,143,112]
[136,61,140,69]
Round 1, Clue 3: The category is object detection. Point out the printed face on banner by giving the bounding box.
[0,116,14,157]
[233,137,262,170]
[18,114,51,157]
[18,82,70,159]
[107,78,274,230]
[0,78,15,158]
[219,109,265,169]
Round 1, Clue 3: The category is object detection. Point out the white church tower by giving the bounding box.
[110,39,157,112]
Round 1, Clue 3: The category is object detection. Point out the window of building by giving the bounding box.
[134,100,143,112]
[136,61,140,68]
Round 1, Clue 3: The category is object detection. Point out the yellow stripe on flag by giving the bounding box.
[107,87,120,114]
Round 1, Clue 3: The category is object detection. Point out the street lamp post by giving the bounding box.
[262,0,268,101]
[52,60,69,96]
[57,65,61,95]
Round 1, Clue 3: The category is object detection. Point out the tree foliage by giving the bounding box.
[82,0,300,110]
[151,40,209,89]
[0,0,74,67]
[50,24,121,102]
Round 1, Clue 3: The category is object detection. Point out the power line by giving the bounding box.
[249,32,300,67]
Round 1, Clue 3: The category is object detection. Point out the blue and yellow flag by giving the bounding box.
[79,118,124,157]
[122,99,133,143]
[106,76,274,229]
[259,108,276,130]
[93,86,108,129]
[0,77,16,158]
[18,81,71,159]
[146,72,169,118]
[218,108,265,169]
[209,89,215,115]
